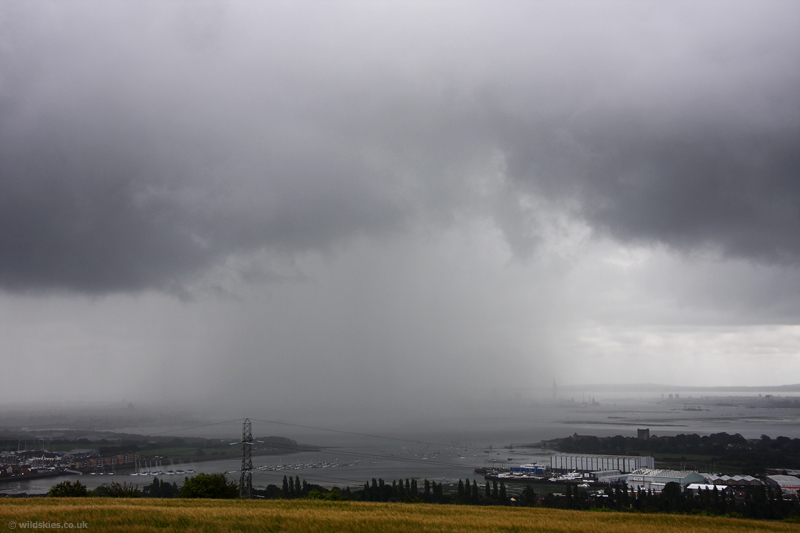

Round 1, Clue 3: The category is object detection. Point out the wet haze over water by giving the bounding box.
[3,399,800,495]
[3,388,799,494]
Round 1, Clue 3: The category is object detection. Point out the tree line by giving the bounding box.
[556,481,799,521]
[47,474,234,499]
[253,475,510,504]
[47,474,800,521]
[546,432,800,474]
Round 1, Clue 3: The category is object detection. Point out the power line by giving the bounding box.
[248,417,486,450]
[163,417,524,473]
[251,469,358,487]
[135,415,506,463]
[248,466,470,488]
[147,418,244,436]
[124,416,529,484]
[252,442,484,471]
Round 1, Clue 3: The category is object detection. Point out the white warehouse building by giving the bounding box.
[551,453,655,473]
[766,475,800,496]
[626,469,706,493]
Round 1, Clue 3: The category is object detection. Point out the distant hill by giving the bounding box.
[558,383,800,393]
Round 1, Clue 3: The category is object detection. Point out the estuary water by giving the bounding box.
[3,391,798,495]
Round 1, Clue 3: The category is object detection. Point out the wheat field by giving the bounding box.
[1,499,797,532]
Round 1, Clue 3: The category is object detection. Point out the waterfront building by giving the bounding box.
[686,483,727,494]
[593,469,624,484]
[509,464,546,475]
[625,469,706,493]
[703,474,762,487]
[550,453,654,473]
[766,475,800,496]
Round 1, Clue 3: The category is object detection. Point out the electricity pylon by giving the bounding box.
[240,418,253,498]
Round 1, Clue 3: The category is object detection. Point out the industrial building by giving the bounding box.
[550,453,654,474]
[625,469,706,493]
[594,469,625,484]
[509,464,546,475]
[766,475,800,496]
[703,474,762,487]
[686,483,727,494]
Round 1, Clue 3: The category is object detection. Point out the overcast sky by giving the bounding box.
[1,1,799,418]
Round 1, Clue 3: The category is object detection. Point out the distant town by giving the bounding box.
[0,432,313,483]
[477,428,800,501]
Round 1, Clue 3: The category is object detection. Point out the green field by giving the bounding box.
[1,499,797,532]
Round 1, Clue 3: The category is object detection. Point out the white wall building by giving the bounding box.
[703,474,762,487]
[626,469,706,493]
[550,453,654,473]
[766,475,800,496]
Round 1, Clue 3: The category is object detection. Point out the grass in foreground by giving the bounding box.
[1,498,797,533]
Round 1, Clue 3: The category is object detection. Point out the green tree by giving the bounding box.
[180,473,238,499]
[93,481,141,497]
[520,485,537,506]
[660,482,683,513]
[142,476,178,498]
[47,480,88,497]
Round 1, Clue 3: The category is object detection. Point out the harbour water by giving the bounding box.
[3,391,798,495]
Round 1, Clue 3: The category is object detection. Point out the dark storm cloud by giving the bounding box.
[0,111,407,293]
[0,2,413,293]
[499,109,800,263]
[485,0,800,263]
[1,1,799,295]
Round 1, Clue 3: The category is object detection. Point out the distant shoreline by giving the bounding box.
[0,470,71,485]
[557,383,800,393]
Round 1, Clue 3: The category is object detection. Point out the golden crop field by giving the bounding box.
[1,499,797,533]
